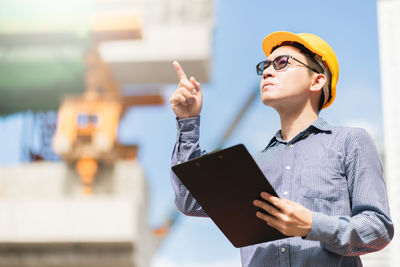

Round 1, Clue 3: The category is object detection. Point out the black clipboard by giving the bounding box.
[171,144,289,248]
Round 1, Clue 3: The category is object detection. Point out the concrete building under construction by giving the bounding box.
[0,0,213,266]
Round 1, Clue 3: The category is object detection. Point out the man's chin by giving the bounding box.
[261,96,279,106]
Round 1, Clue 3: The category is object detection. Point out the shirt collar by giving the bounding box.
[311,116,333,132]
[263,117,333,151]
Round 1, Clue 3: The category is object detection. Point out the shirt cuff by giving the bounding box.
[176,116,200,142]
[302,211,338,243]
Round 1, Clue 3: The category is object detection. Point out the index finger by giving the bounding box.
[260,192,283,209]
[173,61,188,81]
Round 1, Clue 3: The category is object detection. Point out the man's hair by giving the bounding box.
[271,42,331,111]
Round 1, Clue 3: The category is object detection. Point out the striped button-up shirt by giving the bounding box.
[170,116,394,267]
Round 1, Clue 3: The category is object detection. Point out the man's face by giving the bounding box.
[260,45,314,110]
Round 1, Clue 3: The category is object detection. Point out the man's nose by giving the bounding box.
[263,64,275,78]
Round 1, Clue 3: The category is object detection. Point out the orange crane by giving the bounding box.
[53,14,163,195]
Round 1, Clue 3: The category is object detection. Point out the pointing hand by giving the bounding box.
[169,61,203,119]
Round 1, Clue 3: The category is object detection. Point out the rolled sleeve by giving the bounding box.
[176,116,200,143]
[304,211,339,242]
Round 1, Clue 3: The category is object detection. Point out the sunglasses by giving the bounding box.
[256,55,320,75]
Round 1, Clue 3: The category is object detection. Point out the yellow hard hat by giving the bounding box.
[262,31,339,109]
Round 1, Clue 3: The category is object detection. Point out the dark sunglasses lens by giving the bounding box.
[273,56,289,70]
[257,61,265,75]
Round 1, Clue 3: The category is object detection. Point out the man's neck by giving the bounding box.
[278,107,319,142]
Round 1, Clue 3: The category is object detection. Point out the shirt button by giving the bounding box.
[177,161,181,164]
[285,166,291,170]
[289,144,294,148]
[283,191,288,195]
[281,247,286,253]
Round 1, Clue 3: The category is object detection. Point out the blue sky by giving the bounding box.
[0,0,383,266]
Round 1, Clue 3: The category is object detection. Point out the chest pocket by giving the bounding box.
[300,158,346,201]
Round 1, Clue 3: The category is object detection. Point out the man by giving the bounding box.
[169,31,394,266]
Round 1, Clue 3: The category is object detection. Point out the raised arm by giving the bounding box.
[169,61,208,217]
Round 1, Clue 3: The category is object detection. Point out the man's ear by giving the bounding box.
[309,74,326,92]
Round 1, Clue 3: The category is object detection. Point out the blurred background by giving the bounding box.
[0,0,399,266]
